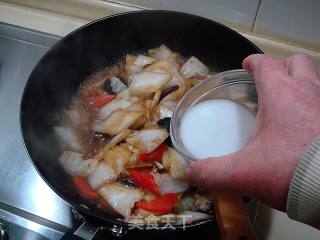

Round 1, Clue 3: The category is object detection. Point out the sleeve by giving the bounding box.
[286,136,320,228]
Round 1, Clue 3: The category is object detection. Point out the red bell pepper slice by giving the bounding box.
[84,95,115,108]
[130,169,160,195]
[73,177,100,200]
[135,193,178,215]
[139,143,168,161]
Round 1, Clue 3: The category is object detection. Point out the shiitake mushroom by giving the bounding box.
[157,117,171,132]
[118,176,139,189]
[103,76,127,95]
[157,117,173,147]
[160,85,179,101]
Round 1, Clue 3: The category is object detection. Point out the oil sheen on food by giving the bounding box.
[180,99,255,159]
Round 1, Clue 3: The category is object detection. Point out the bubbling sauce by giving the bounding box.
[180,99,255,159]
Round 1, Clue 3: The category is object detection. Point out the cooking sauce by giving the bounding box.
[56,44,215,222]
[179,99,255,159]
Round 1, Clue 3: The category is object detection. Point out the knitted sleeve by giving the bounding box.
[286,136,320,228]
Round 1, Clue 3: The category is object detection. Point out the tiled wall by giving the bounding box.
[113,0,320,51]
[2,0,319,51]
[112,0,261,31]
[253,0,320,51]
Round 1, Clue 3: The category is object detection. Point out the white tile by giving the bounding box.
[255,205,320,240]
[253,0,320,51]
[0,2,87,36]
[0,1,141,37]
[111,0,261,31]
[2,0,142,21]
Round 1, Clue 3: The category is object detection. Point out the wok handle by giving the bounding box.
[61,232,86,240]
[213,193,256,240]
[61,221,99,240]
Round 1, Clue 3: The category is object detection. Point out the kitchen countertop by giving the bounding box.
[0,1,319,239]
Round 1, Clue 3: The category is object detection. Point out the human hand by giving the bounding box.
[186,54,320,211]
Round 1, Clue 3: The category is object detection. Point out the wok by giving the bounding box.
[20,10,262,239]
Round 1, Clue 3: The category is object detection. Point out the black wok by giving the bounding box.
[20,10,262,239]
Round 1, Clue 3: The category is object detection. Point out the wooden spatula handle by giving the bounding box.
[213,193,256,240]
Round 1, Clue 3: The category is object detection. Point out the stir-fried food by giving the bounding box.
[55,45,213,224]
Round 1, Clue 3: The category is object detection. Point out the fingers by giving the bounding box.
[186,148,253,195]
[242,54,265,74]
[285,54,319,81]
[242,54,288,95]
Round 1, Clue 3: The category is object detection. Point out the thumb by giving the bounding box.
[186,148,253,195]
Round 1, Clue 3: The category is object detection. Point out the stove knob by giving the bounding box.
[0,223,8,240]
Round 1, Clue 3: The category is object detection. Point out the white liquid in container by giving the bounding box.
[179,99,255,159]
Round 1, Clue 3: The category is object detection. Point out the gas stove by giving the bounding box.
[0,22,259,240]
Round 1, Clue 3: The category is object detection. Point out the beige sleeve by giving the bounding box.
[286,136,320,228]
